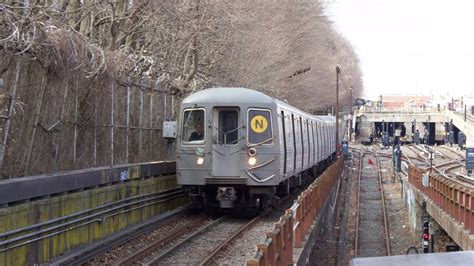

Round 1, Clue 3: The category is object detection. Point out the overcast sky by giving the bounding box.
[327,0,474,100]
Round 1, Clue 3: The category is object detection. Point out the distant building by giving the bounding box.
[379,95,432,110]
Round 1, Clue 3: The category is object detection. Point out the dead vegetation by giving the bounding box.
[0,0,362,177]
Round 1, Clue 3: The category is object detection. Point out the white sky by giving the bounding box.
[327,0,474,100]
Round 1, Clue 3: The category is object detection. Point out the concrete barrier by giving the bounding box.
[0,162,186,265]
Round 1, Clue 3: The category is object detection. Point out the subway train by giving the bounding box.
[176,87,343,212]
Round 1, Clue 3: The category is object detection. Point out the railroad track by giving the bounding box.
[404,145,430,166]
[144,215,260,265]
[115,214,210,265]
[428,146,474,186]
[364,146,425,170]
[355,150,391,257]
[434,145,465,162]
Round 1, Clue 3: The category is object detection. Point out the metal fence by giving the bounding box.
[408,165,474,234]
[0,59,176,178]
[247,159,343,265]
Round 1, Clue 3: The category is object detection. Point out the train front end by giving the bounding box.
[176,88,279,211]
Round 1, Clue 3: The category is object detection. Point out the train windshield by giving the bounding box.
[218,110,239,145]
[182,109,205,144]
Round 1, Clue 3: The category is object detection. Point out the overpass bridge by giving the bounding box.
[354,107,474,147]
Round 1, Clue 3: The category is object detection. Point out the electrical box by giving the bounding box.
[422,173,429,187]
[448,130,455,145]
[466,148,474,172]
[382,131,389,147]
[342,141,350,160]
[458,132,466,150]
[163,121,177,138]
[414,131,420,144]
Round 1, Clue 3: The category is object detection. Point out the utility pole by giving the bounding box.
[336,66,340,154]
[465,104,467,122]
[349,86,353,141]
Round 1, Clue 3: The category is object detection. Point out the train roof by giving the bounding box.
[182,87,336,122]
[182,87,275,105]
[315,115,336,122]
[275,98,335,122]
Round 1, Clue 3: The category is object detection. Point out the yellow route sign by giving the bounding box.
[250,115,268,133]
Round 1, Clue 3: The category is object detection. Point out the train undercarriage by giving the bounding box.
[184,158,334,215]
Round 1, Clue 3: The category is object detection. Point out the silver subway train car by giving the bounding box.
[176,87,341,211]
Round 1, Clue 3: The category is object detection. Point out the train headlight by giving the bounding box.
[196,147,205,156]
[196,157,205,165]
[248,156,257,166]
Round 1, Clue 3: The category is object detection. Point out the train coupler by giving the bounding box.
[216,187,237,208]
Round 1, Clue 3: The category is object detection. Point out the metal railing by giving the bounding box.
[246,159,343,265]
[408,165,474,234]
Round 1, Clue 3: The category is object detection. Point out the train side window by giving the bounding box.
[306,119,310,166]
[248,109,273,145]
[285,115,292,146]
[182,108,205,144]
[218,110,239,145]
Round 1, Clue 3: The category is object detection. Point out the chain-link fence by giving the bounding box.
[0,58,176,178]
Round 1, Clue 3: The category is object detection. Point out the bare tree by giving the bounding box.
[0,0,363,177]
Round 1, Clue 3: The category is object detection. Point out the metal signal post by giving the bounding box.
[422,200,430,253]
[336,66,340,154]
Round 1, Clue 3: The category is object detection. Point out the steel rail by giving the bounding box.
[144,216,230,266]
[354,149,363,257]
[117,214,209,265]
[53,206,190,265]
[200,214,262,266]
[375,151,391,256]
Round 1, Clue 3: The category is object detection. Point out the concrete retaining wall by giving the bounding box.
[0,175,187,265]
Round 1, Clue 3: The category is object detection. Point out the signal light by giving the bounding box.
[423,234,430,240]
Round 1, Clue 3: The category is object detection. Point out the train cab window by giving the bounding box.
[182,109,205,144]
[218,110,239,144]
[248,109,273,145]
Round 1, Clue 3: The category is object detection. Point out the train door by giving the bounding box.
[300,117,304,168]
[291,114,297,172]
[212,107,240,177]
[306,119,311,167]
[281,111,287,175]
[285,113,293,175]
[323,124,328,158]
[316,123,321,161]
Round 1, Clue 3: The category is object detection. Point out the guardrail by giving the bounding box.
[247,159,343,265]
[408,165,473,234]
[0,161,175,206]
